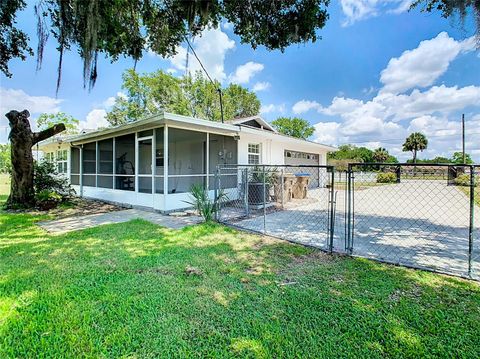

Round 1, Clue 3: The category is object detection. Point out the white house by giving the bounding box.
[37,112,335,212]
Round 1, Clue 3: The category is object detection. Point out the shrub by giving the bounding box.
[34,160,75,199]
[185,184,227,222]
[377,172,397,183]
[454,174,478,187]
[35,190,63,210]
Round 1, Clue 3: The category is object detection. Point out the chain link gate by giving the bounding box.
[472,165,479,279]
[346,163,478,279]
[215,164,336,252]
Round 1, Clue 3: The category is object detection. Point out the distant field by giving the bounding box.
[0,174,9,197]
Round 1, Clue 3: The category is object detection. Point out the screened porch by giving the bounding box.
[69,125,238,209]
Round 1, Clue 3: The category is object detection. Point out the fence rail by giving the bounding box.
[216,163,479,280]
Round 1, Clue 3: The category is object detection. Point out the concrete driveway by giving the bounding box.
[227,180,480,279]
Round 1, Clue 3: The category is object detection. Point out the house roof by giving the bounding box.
[225,115,277,132]
[38,112,336,152]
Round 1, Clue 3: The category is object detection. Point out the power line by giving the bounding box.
[183,35,225,123]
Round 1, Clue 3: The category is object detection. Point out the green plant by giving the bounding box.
[34,160,75,199]
[35,189,62,202]
[249,166,277,185]
[376,172,397,183]
[454,174,478,187]
[185,184,228,222]
[35,189,63,210]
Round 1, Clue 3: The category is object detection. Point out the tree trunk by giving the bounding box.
[5,110,65,208]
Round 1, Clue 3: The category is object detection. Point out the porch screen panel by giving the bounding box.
[155,127,164,193]
[209,134,238,190]
[82,142,96,187]
[98,139,113,188]
[115,134,135,191]
[70,147,80,185]
[168,128,206,193]
[138,138,152,193]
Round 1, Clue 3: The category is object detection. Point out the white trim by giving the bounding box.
[134,132,139,193]
[163,124,168,195]
[112,137,116,189]
[206,132,210,189]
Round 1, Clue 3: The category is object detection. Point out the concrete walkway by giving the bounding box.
[38,209,203,234]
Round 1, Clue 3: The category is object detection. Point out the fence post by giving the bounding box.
[328,166,335,253]
[468,165,475,277]
[281,168,285,209]
[263,165,267,234]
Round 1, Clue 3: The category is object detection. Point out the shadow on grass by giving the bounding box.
[0,210,479,358]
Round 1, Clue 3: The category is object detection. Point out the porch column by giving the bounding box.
[135,132,139,193]
[163,125,168,195]
[79,144,84,197]
[206,132,210,189]
[95,141,99,187]
[112,138,116,189]
[152,129,156,194]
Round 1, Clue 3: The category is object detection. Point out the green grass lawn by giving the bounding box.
[1,187,480,357]
[0,174,9,197]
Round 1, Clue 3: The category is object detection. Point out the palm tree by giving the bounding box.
[373,147,389,163]
[402,132,428,164]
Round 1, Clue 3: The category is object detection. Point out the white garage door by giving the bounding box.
[284,150,320,187]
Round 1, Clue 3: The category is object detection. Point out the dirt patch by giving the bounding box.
[9,197,125,219]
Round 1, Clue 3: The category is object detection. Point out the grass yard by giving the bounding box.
[1,185,480,357]
[0,174,9,196]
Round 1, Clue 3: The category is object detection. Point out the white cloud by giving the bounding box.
[78,109,109,131]
[168,27,235,82]
[319,97,364,116]
[292,100,322,114]
[260,103,286,114]
[304,32,480,161]
[222,21,233,30]
[252,81,270,92]
[313,122,340,145]
[229,62,264,84]
[0,87,64,143]
[0,87,62,116]
[380,32,476,94]
[78,93,124,131]
[340,0,413,26]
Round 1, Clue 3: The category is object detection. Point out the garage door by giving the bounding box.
[284,150,320,187]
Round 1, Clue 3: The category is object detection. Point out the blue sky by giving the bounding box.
[1,1,479,161]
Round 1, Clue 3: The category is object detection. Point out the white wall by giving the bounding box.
[237,132,330,166]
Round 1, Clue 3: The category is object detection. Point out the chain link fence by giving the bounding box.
[346,163,479,279]
[215,165,336,251]
[215,163,479,280]
[473,165,480,279]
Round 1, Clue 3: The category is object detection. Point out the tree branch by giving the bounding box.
[32,123,66,145]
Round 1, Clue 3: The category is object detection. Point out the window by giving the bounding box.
[45,152,54,162]
[248,143,261,165]
[56,149,68,173]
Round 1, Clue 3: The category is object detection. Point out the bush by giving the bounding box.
[35,190,63,210]
[34,160,75,207]
[34,160,75,197]
[454,174,478,187]
[377,172,397,183]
